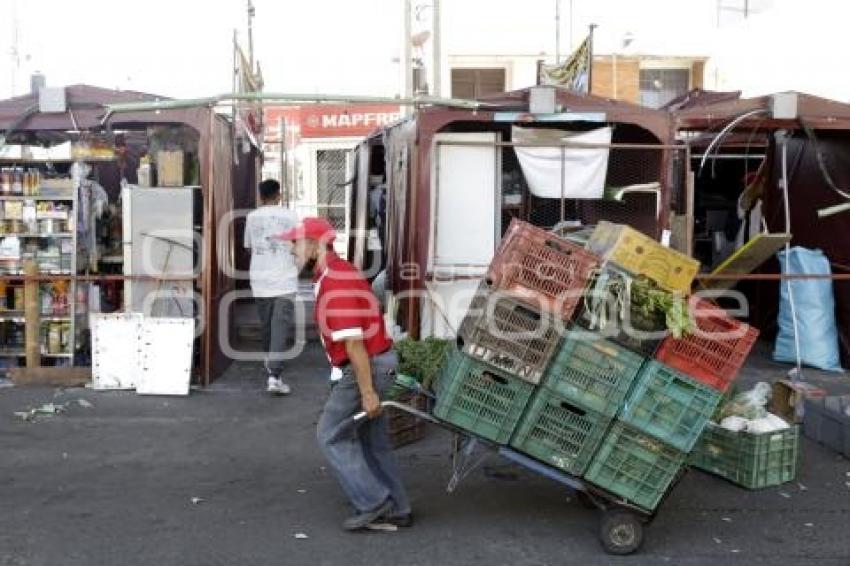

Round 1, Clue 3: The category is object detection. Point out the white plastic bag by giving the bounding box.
[747,414,790,434]
[720,382,771,421]
[720,416,748,432]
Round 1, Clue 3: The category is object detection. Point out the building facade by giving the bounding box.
[262,104,402,256]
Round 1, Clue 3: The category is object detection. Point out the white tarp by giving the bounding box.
[512,126,612,199]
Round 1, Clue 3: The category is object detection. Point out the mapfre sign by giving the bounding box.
[299,104,402,138]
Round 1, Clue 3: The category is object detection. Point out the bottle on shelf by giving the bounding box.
[41,283,54,316]
[0,168,12,194]
[52,281,69,315]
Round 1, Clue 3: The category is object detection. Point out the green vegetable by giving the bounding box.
[584,269,694,339]
[392,337,451,396]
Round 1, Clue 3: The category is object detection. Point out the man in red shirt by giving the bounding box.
[276,217,411,531]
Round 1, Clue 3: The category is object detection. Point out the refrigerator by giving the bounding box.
[122,186,196,317]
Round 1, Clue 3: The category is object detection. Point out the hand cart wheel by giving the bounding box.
[599,509,644,555]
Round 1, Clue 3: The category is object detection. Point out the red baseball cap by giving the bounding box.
[274,217,337,243]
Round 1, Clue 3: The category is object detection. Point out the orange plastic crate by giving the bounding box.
[655,298,759,391]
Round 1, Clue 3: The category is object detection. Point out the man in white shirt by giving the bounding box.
[244,179,299,395]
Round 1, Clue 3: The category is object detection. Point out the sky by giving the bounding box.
[1,0,849,102]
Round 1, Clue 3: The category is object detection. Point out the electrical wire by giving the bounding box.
[698,109,769,175]
[777,130,803,380]
[800,121,850,201]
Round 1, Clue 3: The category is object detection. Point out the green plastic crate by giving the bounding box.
[689,423,799,489]
[434,349,535,444]
[510,388,612,476]
[585,422,686,512]
[620,361,721,452]
[542,330,645,417]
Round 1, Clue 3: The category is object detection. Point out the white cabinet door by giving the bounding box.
[122,186,196,317]
[430,132,500,270]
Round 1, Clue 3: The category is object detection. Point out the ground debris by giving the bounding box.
[14,402,66,422]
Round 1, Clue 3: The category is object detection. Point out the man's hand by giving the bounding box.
[361,389,382,419]
[344,337,382,419]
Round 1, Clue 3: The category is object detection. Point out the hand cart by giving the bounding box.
[354,389,683,556]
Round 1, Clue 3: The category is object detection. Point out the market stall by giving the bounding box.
[0,84,257,385]
[674,91,850,367]
[344,86,679,339]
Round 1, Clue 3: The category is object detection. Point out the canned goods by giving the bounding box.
[13,287,24,311]
[48,322,62,354]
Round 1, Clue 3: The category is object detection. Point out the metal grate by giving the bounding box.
[316,149,349,231]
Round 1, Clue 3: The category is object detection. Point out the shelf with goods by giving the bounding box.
[0,181,80,368]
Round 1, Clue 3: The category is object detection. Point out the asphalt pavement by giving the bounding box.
[1,342,849,566]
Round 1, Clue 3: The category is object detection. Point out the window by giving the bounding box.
[639,68,690,109]
[316,149,348,231]
[451,68,506,99]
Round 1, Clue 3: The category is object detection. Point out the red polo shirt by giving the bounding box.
[313,251,393,367]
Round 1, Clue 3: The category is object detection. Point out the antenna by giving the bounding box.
[9,0,21,97]
[246,0,255,69]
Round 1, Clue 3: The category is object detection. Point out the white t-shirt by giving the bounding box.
[244,205,299,297]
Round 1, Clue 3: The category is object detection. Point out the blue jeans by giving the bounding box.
[255,294,295,376]
[316,351,411,515]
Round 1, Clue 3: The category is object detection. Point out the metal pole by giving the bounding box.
[102,93,488,120]
[403,0,413,112]
[284,116,289,206]
[612,53,618,99]
[246,0,255,69]
[560,146,565,222]
[587,24,596,95]
[232,29,239,166]
[555,0,561,64]
[432,0,441,97]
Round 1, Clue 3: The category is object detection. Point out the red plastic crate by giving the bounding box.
[487,219,600,322]
[655,298,759,391]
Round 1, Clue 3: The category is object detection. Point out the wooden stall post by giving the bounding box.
[24,260,40,369]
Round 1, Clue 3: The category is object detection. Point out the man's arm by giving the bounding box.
[344,338,381,419]
[243,214,253,249]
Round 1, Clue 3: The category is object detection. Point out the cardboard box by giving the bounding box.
[156,150,184,187]
[770,380,827,424]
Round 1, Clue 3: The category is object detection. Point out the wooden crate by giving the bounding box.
[156,150,184,187]
[387,392,428,448]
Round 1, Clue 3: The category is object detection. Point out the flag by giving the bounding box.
[234,44,264,147]
[538,34,592,93]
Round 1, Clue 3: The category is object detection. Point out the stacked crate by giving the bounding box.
[435,220,599,445]
[581,222,757,510]
[434,219,761,513]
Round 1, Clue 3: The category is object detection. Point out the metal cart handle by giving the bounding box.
[353,400,439,424]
